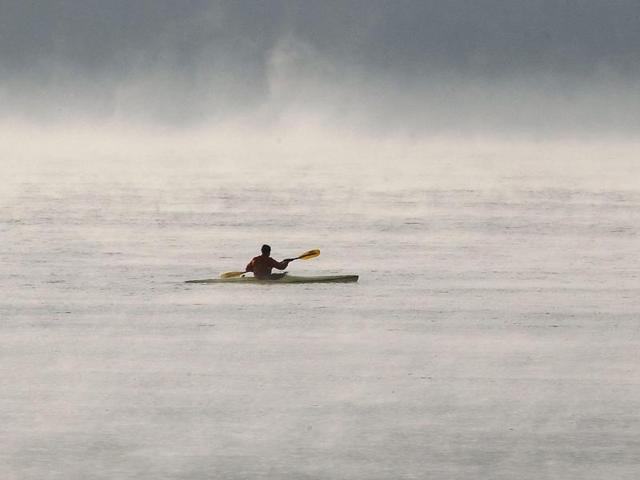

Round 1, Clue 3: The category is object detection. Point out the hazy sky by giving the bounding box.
[1,0,639,136]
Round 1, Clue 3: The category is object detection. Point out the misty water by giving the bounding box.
[2,151,639,479]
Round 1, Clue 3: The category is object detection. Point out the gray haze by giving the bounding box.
[3,3,640,479]
[1,0,640,134]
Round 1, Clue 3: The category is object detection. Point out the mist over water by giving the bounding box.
[2,1,640,477]
[2,1,640,133]
[2,143,639,478]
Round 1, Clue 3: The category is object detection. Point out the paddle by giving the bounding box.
[220,249,320,278]
[285,249,321,262]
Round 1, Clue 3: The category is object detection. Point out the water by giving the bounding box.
[2,149,639,479]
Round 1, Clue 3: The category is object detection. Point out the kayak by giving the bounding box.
[186,273,358,284]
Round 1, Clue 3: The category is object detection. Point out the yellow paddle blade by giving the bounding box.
[297,249,320,260]
[220,271,246,279]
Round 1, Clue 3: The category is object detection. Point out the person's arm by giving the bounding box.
[245,259,254,272]
[270,257,291,270]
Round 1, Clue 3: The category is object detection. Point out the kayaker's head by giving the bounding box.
[261,244,271,257]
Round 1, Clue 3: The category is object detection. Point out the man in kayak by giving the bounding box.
[246,245,292,279]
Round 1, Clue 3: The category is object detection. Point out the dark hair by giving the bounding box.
[261,244,271,255]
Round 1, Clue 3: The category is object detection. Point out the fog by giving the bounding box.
[1,0,639,137]
[3,4,640,479]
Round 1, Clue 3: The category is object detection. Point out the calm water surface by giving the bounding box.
[2,153,639,479]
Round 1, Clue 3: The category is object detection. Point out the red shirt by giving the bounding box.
[246,255,288,279]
